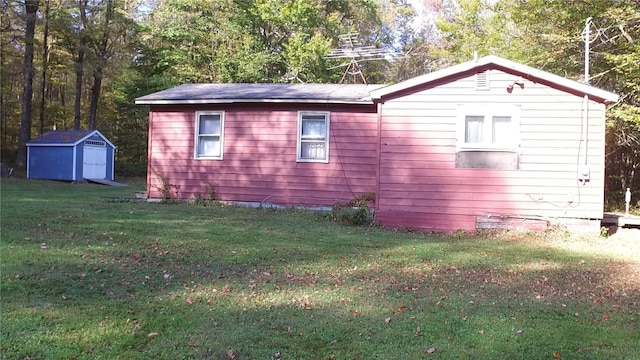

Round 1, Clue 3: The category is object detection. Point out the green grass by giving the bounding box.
[1,178,639,359]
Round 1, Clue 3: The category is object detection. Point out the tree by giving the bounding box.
[38,0,50,135]
[424,0,640,208]
[16,0,38,168]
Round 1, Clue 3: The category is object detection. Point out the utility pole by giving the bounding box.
[584,17,593,84]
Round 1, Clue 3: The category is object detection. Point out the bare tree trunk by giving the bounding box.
[0,4,7,150]
[88,69,102,130]
[38,0,50,134]
[88,0,113,130]
[16,0,38,168]
[74,0,88,130]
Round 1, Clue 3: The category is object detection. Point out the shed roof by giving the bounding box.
[134,83,385,105]
[27,130,115,148]
[369,55,619,104]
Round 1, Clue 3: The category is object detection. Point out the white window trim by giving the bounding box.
[194,111,225,160]
[456,104,521,152]
[297,111,330,163]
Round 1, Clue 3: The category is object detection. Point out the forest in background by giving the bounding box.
[1,0,638,208]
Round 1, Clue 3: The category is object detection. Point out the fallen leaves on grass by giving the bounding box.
[291,295,312,310]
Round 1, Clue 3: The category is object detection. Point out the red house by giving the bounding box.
[136,56,618,232]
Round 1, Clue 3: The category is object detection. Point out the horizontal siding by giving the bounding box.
[375,211,476,232]
[377,69,606,231]
[148,106,378,206]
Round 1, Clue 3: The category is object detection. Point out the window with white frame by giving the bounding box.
[458,105,520,151]
[297,112,330,162]
[456,105,520,169]
[195,111,224,159]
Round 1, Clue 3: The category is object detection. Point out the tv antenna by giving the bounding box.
[325,33,402,84]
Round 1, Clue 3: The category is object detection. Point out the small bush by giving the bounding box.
[205,181,217,201]
[152,169,179,201]
[332,206,369,226]
[330,193,375,226]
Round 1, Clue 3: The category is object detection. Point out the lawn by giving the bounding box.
[1,177,639,359]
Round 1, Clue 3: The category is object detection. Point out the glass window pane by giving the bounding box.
[198,136,220,157]
[199,115,221,135]
[492,116,511,143]
[302,119,326,138]
[301,142,325,159]
[465,116,484,143]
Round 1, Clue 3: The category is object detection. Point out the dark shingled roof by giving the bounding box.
[135,83,385,105]
[28,130,95,145]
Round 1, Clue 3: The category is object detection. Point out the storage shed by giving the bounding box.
[27,130,116,181]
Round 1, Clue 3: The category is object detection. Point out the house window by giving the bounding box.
[456,105,520,169]
[297,112,329,162]
[195,111,224,160]
[463,115,513,147]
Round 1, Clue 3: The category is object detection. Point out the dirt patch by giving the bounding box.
[607,227,640,240]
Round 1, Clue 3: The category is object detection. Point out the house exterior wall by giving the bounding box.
[147,103,378,206]
[27,146,75,180]
[375,69,607,232]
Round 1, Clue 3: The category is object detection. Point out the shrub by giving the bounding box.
[332,205,371,226]
[330,193,375,226]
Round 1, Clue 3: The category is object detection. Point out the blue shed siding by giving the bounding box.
[28,146,76,180]
[75,143,83,180]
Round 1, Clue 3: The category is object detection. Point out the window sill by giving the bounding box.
[457,146,518,153]
[296,158,329,164]
[194,156,224,161]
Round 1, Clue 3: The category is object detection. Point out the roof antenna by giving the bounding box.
[325,33,403,84]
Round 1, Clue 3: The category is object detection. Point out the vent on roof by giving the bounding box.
[476,71,489,90]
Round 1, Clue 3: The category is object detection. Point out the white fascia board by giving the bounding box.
[370,55,619,104]
[27,143,73,147]
[74,130,116,149]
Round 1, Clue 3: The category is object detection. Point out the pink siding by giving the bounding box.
[375,69,607,232]
[147,104,378,207]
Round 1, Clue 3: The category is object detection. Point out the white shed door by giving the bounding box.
[83,143,107,179]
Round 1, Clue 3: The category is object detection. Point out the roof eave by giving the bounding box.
[134,98,374,106]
